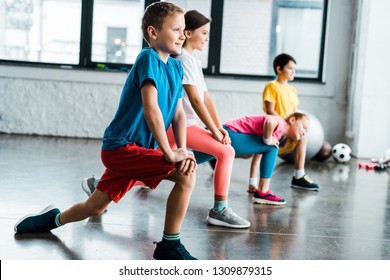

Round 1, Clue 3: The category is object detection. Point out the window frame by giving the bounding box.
[0,0,328,81]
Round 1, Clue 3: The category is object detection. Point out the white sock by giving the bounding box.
[294,169,305,179]
[249,177,258,186]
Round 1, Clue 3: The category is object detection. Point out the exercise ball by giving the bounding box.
[313,141,332,162]
[279,110,324,162]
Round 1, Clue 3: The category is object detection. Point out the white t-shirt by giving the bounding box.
[176,48,208,126]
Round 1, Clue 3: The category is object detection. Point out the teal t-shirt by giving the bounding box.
[102,48,183,150]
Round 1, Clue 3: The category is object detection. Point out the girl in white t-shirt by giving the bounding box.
[167,10,250,228]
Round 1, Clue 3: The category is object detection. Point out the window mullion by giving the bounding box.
[80,0,94,67]
[206,0,224,75]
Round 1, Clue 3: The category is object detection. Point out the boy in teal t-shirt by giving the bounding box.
[14,2,197,260]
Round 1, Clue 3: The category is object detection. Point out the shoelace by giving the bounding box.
[303,175,314,183]
[223,208,240,219]
[169,243,192,259]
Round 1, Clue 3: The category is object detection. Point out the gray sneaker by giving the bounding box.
[81,177,107,212]
[206,207,250,229]
[81,176,97,197]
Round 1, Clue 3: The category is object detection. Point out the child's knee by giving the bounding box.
[181,171,196,190]
[218,144,235,160]
[85,201,107,217]
[187,171,196,186]
[228,145,235,157]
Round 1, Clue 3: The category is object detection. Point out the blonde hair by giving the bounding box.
[278,112,309,155]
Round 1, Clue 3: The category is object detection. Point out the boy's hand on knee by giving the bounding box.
[178,158,197,175]
[169,150,196,175]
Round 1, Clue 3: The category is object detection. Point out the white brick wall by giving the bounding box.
[0,76,121,138]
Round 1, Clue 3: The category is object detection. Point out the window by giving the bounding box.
[92,0,145,65]
[0,0,327,80]
[105,27,128,63]
[0,0,82,64]
[219,0,327,79]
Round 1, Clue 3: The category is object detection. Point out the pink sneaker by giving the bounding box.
[252,190,286,206]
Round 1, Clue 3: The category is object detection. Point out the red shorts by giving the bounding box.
[97,143,177,203]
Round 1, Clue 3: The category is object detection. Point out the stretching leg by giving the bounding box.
[225,127,278,193]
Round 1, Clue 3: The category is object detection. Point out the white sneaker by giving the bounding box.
[81,176,97,197]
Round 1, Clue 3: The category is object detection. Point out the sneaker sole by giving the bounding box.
[206,216,250,229]
[291,185,319,191]
[252,197,286,206]
[14,205,58,233]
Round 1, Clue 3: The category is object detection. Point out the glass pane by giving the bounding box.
[0,0,82,64]
[91,0,145,65]
[220,0,325,78]
[276,7,323,77]
[165,0,212,68]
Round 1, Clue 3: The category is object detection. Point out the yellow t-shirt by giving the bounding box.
[262,80,299,154]
[262,80,298,118]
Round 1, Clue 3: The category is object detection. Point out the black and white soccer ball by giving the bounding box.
[332,143,352,163]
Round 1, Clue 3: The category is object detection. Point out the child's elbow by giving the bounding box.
[173,110,186,124]
[265,116,277,127]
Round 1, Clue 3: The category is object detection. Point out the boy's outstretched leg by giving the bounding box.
[153,169,197,260]
[14,190,112,233]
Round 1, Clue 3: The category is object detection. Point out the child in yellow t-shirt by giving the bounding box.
[248,53,320,192]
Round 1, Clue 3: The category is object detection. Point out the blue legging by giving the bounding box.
[194,126,278,179]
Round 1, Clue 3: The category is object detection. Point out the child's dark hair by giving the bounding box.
[273,53,296,74]
[184,10,211,31]
[141,2,184,44]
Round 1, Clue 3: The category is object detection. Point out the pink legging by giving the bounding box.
[167,125,235,196]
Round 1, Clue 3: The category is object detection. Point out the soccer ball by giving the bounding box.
[332,143,352,163]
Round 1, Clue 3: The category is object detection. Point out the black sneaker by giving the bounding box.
[153,241,197,260]
[291,175,320,191]
[14,205,61,233]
